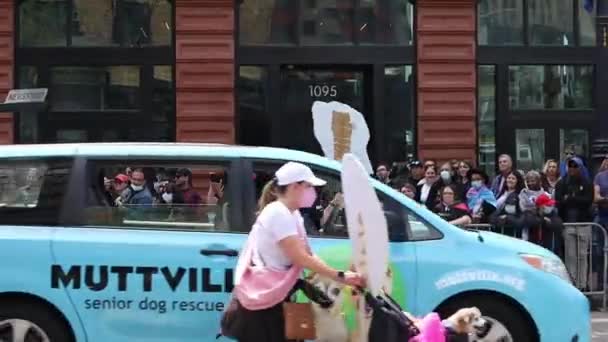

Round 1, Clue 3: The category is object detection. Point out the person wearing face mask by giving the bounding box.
[415,165,439,209]
[518,171,550,242]
[227,162,365,342]
[465,168,497,223]
[118,168,154,208]
[490,171,525,238]
[430,162,465,203]
[535,194,565,260]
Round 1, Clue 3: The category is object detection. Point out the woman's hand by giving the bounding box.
[342,271,366,288]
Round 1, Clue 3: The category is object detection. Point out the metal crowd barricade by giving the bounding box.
[463,222,608,311]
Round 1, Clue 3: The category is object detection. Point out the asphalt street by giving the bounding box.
[593,312,608,341]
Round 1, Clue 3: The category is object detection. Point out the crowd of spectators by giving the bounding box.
[375,149,608,289]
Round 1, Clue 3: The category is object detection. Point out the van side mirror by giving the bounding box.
[385,210,407,242]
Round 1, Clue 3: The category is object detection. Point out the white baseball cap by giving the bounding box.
[275,162,327,186]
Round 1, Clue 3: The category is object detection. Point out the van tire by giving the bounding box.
[437,294,537,342]
[0,300,73,342]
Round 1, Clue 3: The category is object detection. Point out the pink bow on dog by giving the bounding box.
[408,313,446,342]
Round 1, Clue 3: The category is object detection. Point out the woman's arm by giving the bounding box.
[279,236,341,281]
[449,215,471,226]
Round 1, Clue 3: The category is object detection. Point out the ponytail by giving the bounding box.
[257,178,278,214]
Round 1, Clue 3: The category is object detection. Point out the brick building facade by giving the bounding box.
[3,0,606,175]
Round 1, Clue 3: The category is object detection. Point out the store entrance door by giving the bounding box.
[278,66,371,157]
[505,123,591,172]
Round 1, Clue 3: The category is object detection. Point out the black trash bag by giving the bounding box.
[365,292,420,342]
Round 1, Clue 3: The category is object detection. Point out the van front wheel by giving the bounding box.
[0,301,73,342]
[437,295,537,342]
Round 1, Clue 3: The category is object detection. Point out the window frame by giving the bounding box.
[72,156,247,233]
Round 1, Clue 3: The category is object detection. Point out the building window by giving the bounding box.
[478,0,596,46]
[508,65,593,110]
[18,0,172,47]
[239,0,414,46]
[478,65,496,176]
[237,66,271,147]
[50,66,140,111]
[16,0,175,144]
[384,66,415,162]
[478,0,524,46]
[528,0,573,46]
[237,65,416,164]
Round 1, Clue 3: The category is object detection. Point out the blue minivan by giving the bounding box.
[0,143,589,342]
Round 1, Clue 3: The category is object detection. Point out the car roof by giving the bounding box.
[0,143,343,171]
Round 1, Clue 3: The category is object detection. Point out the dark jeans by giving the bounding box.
[521,212,565,260]
[490,214,524,238]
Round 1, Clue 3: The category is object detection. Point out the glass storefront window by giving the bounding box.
[19,0,172,47]
[280,67,366,155]
[384,66,414,162]
[19,0,68,47]
[478,65,496,176]
[579,0,596,46]
[358,1,413,45]
[238,66,272,147]
[72,0,172,47]
[239,1,296,45]
[478,0,524,46]
[516,129,545,172]
[528,0,574,46]
[560,128,589,163]
[508,65,593,110]
[50,66,141,111]
[300,0,355,45]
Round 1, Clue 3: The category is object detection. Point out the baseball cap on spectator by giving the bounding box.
[535,193,556,207]
[409,160,422,168]
[275,162,326,186]
[114,174,129,183]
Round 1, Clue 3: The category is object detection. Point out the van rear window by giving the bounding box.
[0,164,48,208]
[0,158,73,225]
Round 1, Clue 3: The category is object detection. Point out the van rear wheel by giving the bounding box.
[0,301,72,342]
[438,295,537,342]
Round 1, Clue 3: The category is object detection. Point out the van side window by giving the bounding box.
[84,161,240,232]
[0,158,72,225]
[406,213,443,241]
[252,161,417,241]
[252,163,349,238]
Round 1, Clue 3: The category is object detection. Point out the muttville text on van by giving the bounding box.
[51,265,234,293]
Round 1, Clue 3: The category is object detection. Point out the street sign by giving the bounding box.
[4,88,48,104]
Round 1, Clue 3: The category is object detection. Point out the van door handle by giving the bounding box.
[200,249,239,257]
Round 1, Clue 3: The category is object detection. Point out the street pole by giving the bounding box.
[592,0,608,170]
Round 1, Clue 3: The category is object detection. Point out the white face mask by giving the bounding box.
[471,180,483,189]
[440,170,451,181]
[162,193,173,204]
[543,206,554,215]
[131,184,144,192]
[505,204,516,215]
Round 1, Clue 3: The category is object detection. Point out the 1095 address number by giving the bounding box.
[309,85,338,98]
